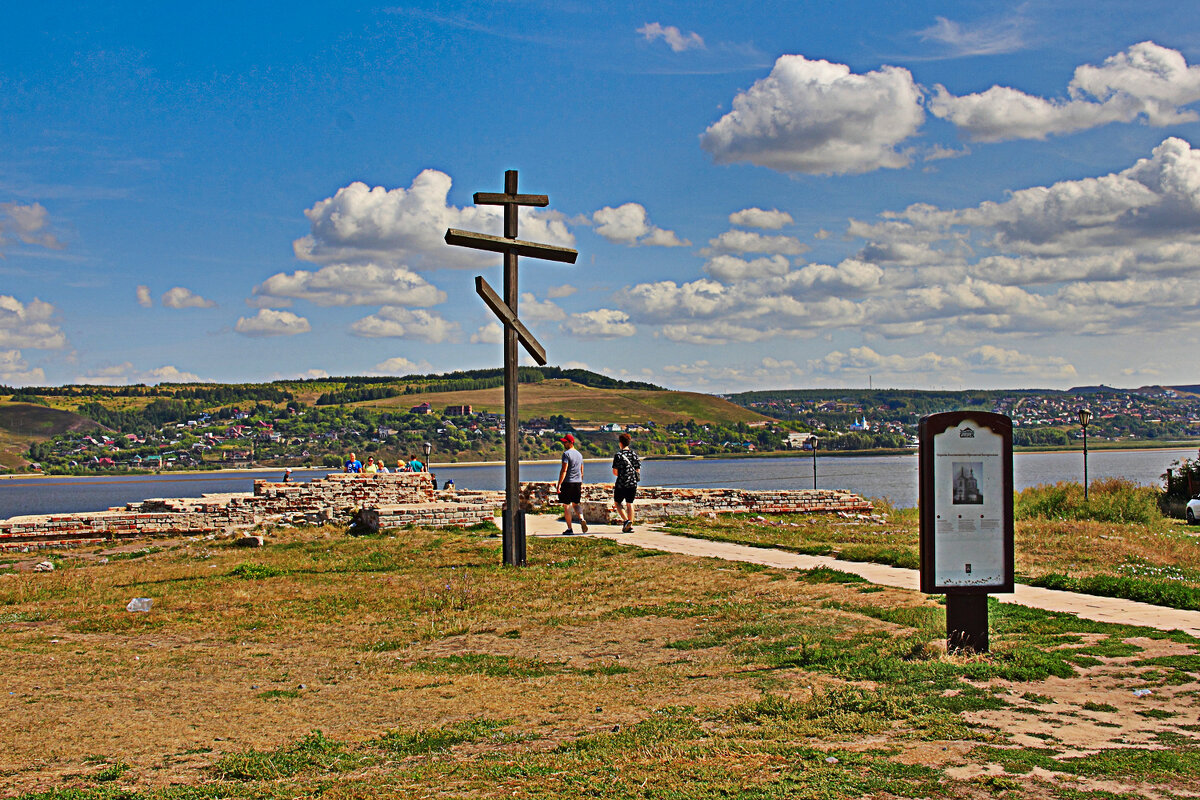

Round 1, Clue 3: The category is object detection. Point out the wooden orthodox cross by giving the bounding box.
[445,170,578,566]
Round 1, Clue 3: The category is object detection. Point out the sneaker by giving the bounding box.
[562,528,574,535]
[622,521,633,533]
[579,519,588,533]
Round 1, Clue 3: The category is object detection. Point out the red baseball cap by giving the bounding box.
[559,434,575,444]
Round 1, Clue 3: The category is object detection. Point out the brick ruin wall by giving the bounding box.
[0,472,872,551]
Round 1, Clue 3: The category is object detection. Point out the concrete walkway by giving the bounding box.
[523,514,1200,638]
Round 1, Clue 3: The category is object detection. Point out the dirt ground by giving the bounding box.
[1,531,1198,798]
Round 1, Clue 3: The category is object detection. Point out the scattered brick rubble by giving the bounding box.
[0,472,871,551]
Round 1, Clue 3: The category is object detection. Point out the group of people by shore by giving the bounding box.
[339,452,450,489]
[555,432,641,535]
[342,452,430,475]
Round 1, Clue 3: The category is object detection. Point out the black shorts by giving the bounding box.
[558,482,582,504]
[614,485,637,504]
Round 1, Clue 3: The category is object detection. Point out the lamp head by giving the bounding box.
[1077,407,1092,427]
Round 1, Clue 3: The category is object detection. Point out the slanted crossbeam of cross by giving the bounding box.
[444,170,578,566]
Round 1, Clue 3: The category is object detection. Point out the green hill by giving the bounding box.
[0,402,103,470]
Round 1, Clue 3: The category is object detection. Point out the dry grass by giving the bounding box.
[1,524,1198,799]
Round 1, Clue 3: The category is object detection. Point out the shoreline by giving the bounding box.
[3,442,1196,480]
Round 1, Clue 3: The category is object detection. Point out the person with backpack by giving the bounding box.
[611,432,641,533]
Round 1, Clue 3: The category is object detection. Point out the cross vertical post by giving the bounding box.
[501,170,522,566]
[444,169,577,566]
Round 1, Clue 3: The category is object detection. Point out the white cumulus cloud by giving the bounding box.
[162,287,217,309]
[0,202,63,251]
[369,356,433,376]
[701,54,925,175]
[729,207,794,229]
[470,322,503,344]
[636,22,704,52]
[73,363,203,385]
[704,254,791,281]
[349,307,459,343]
[235,309,312,337]
[561,309,636,339]
[519,292,567,321]
[250,263,446,308]
[0,296,67,349]
[702,230,809,256]
[591,203,689,247]
[0,350,46,386]
[293,170,575,268]
[136,285,153,308]
[930,42,1200,142]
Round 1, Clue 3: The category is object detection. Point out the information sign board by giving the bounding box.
[919,411,1014,594]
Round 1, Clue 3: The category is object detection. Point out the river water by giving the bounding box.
[2,447,1194,519]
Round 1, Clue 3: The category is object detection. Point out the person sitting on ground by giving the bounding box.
[378,462,390,474]
[344,452,362,473]
[443,478,455,491]
[398,460,411,472]
[555,434,587,535]
[612,432,641,533]
[408,454,425,473]
[282,468,292,483]
[363,456,378,474]
[429,472,438,490]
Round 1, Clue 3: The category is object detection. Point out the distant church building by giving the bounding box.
[953,466,983,504]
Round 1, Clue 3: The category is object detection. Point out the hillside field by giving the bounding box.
[368,379,770,426]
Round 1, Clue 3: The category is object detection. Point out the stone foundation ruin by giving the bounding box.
[0,472,872,551]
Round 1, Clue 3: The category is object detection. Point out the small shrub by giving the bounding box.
[93,760,131,782]
[1016,479,1162,525]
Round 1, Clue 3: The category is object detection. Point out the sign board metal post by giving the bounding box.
[444,170,578,566]
[918,411,1014,653]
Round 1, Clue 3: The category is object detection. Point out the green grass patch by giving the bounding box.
[794,566,869,584]
[408,653,570,678]
[373,718,510,756]
[1027,573,1200,611]
[214,730,362,781]
[106,547,165,562]
[227,562,289,580]
[91,761,131,782]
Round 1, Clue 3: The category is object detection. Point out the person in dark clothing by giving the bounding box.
[611,432,641,533]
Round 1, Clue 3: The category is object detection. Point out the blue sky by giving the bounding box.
[3,1,1200,392]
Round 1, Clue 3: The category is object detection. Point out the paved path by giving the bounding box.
[523,514,1200,638]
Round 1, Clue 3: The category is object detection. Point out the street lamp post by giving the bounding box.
[1076,407,1092,501]
[807,434,819,490]
[423,441,432,467]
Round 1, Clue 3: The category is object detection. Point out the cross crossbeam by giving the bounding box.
[474,276,546,366]
[445,229,577,263]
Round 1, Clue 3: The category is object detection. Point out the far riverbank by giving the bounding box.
[5,437,1196,480]
[2,448,1193,518]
